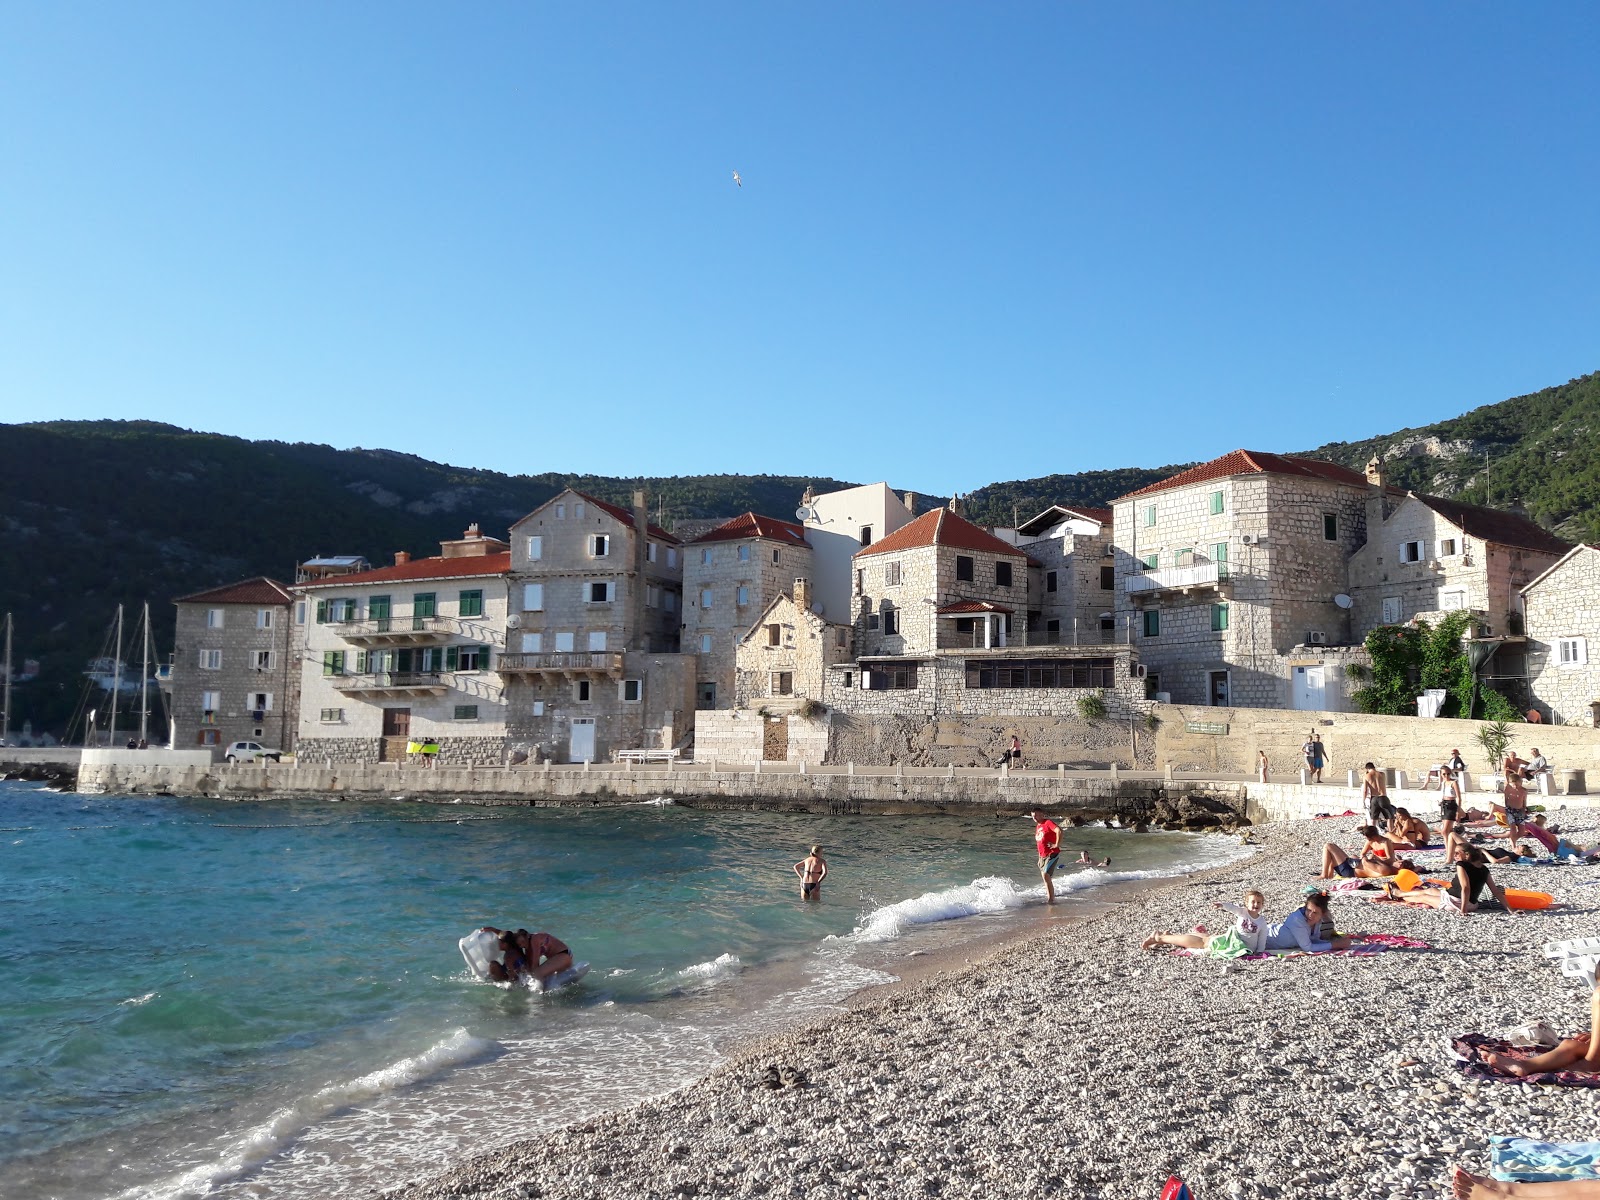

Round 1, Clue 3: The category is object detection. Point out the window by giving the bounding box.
[843,671,854,689]
[319,708,344,723]
[701,548,713,565]
[253,650,275,670]
[738,544,750,562]
[527,535,543,560]
[772,548,780,565]
[1100,565,1115,590]
[330,597,358,623]
[1399,541,1425,564]
[454,705,479,721]
[1209,491,1224,515]
[956,555,974,582]
[1046,570,1058,593]
[766,624,781,646]
[859,525,873,546]
[866,613,880,630]
[666,547,678,569]
[414,593,437,621]
[771,672,793,695]
[1323,514,1339,542]
[201,690,220,713]
[885,561,902,586]
[588,581,614,603]
[520,632,543,653]
[622,679,641,702]
[855,569,865,593]
[1144,505,1156,527]
[589,632,607,651]
[555,631,575,652]
[1381,596,1402,624]
[647,542,657,563]
[457,589,483,617]
[256,609,274,629]
[1045,619,1060,642]
[246,692,272,713]
[1440,590,1466,611]
[198,649,222,670]
[1211,603,1229,632]
[646,584,660,608]
[866,663,918,690]
[532,701,546,717]
[1211,542,1229,580]
[554,502,566,519]
[700,634,713,653]
[1100,615,1115,636]
[206,608,225,628]
[449,645,488,671]
[353,650,370,673]
[1558,638,1588,666]
[883,607,899,635]
[591,534,610,557]
[664,591,676,612]
[737,586,749,606]
[295,601,307,625]
[1142,553,1159,570]
[322,651,346,675]
[1142,610,1160,638]
[1175,548,1194,567]
[198,729,221,746]
[1438,538,1458,557]
[835,628,848,648]
[700,589,714,608]
[576,680,592,702]
[523,583,544,611]
[996,562,1012,587]
[965,657,1115,689]
[573,501,584,519]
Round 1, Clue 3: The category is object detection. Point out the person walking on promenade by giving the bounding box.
[1029,810,1061,904]
[1302,733,1329,783]
[1257,749,1271,783]
[1009,734,1023,769]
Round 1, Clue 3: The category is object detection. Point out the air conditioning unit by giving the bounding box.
[1239,534,1254,545]
[1132,663,1148,679]
[1306,631,1327,645]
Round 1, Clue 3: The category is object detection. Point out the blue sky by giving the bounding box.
[2,4,1596,493]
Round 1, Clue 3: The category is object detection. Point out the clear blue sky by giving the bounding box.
[2,4,1596,494]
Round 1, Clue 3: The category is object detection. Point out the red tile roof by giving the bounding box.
[936,600,1014,615]
[570,490,681,544]
[691,512,810,546]
[855,508,1028,559]
[292,552,512,589]
[1412,495,1572,555]
[1016,504,1112,536]
[175,577,294,606]
[1115,450,1374,501]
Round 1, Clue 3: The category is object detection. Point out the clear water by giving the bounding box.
[0,782,1241,1199]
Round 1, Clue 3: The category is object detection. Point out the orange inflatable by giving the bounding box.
[1503,888,1554,911]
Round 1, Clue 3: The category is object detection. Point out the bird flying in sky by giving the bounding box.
[731,171,742,187]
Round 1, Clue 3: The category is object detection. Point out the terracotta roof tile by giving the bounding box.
[854,509,1027,559]
[1412,495,1572,555]
[175,577,294,606]
[570,490,681,543]
[292,553,512,589]
[1115,450,1373,501]
[690,512,810,546]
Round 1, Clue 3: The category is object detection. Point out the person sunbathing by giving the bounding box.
[1453,1169,1600,1197]
[1481,983,1600,1079]
[1392,843,1504,914]
[1383,808,1432,849]
[1319,827,1413,879]
[1141,889,1268,954]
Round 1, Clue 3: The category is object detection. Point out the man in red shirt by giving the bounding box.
[1030,809,1061,903]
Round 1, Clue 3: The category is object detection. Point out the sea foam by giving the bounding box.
[676,952,742,983]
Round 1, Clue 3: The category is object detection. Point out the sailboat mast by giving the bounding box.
[109,604,124,748]
[140,602,151,743]
[2,612,12,746]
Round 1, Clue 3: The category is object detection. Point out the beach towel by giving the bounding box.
[1178,934,1429,962]
[1490,1135,1600,1182]
[1450,1034,1600,1088]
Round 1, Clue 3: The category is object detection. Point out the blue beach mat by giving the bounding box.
[1492,1135,1600,1182]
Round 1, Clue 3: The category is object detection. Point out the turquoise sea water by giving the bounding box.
[0,782,1241,1199]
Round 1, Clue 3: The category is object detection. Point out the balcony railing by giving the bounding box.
[337,615,449,644]
[497,652,625,674]
[331,671,447,693]
[1124,561,1223,595]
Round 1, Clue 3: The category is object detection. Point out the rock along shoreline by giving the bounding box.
[386,813,1600,1200]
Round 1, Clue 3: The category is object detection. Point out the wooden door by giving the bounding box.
[763,715,789,761]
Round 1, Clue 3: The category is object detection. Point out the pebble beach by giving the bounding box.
[390,807,1600,1200]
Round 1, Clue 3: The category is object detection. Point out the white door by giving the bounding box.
[1292,666,1326,711]
[569,718,596,763]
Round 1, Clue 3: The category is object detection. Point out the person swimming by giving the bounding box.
[794,846,827,901]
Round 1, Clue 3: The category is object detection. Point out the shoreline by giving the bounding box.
[387,812,1600,1200]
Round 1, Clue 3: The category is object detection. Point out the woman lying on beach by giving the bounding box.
[1481,983,1600,1080]
[1393,843,1504,914]
[1141,888,1268,955]
[1384,808,1432,850]
[1319,827,1415,879]
[1264,889,1355,953]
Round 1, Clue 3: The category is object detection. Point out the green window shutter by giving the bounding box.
[1211,541,1228,580]
[1211,603,1229,632]
[1209,491,1224,514]
[322,651,336,675]
[1142,553,1158,570]
[355,650,369,673]
[316,599,328,624]
[478,644,492,669]
[445,646,459,671]
[1143,610,1160,637]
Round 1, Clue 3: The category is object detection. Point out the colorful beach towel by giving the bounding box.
[1491,1135,1600,1182]
[1179,933,1430,962]
[1451,1034,1600,1088]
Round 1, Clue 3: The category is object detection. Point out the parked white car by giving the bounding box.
[224,741,281,764]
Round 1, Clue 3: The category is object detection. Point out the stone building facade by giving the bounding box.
[293,527,514,766]
[733,579,852,709]
[1524,545,1600,726]
[171,578,297,753]
[682,512,813,709]
[1014,505,1117,647]
[798,482,916,623]
[501,489,696,763]
[1112,450,1375,709]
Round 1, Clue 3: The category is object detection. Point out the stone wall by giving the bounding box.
[824,711,1150,769]
[172,597,296,752]
[1525,547,1600,726]
[856,541,1028,658]
[734,593,852,708]
[683,536,813,707]
[296,736,384,765]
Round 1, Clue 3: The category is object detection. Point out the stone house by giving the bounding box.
[1014,505,1117,647]
[293,526,513,766]
[682,512,813,709]
[1112,450,1375,710]
[1523,544,1600,725]
[797,482,916,623]
[733,578,853,709]
[500,489,696,763]
[171,578,297,753]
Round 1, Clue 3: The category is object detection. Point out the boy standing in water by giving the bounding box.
[1029,810,1061,903]
[794,846,827,901]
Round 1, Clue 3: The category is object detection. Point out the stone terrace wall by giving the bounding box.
[826,712,1151,770]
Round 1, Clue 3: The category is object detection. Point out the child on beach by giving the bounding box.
[1141,888,1269,957]
[793,846,827,901]
[1075,850,1111,867]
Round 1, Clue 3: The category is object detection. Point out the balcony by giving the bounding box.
[330,671,448,696]
[497,652,624,676]
[1124,561,1224,596]
[335,616,451,647]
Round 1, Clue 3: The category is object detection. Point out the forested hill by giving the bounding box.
[5,368,1597,737]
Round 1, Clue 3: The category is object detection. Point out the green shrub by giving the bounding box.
[1480,688,1523,724]
[1077,694,1108,721]
[1476,719,1514,765]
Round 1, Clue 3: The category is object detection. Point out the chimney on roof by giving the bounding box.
[793,577,811,612]
[394,551,411,566]
[948,493,964,517]
[1365,455,1390,538]
[903,492,917,516]
[439,523,506,557]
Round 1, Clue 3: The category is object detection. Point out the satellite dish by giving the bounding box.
[795,506,814,522]
[1333,593,1353,609]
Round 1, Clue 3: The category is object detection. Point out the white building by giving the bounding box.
[798,483,916,623]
